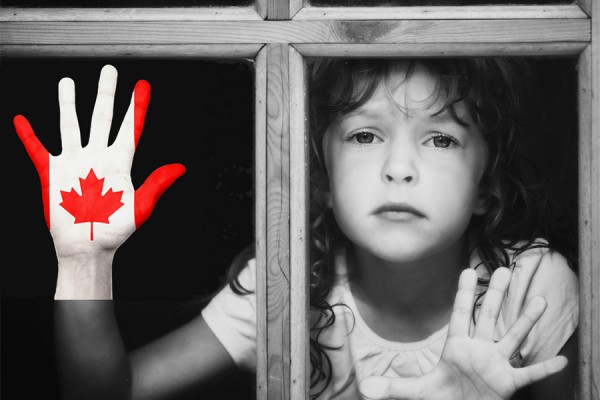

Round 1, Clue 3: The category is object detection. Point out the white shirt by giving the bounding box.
[201,243,579,399]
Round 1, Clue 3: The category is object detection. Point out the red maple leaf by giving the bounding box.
[60,169,124,241]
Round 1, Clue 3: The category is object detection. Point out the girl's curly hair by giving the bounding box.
[305,57,575,398]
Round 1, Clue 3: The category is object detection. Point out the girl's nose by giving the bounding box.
[385,173,413,183]
[381,142,418,184]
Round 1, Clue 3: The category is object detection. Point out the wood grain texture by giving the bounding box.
[0,7,262,21]
[290,0,304,19]
[578,45,600,400]
[293,42,588,57]
[591,4,600,395]
[288,45,309,400]
[267,0,302,20]
[267,0,287,20]
[256,0,268,19]
[0,44,263,58]
[0,19,590,45]
[578,45,592,400]
[578,0,592,17]
[255,46,269,400]
[265,43,291,400]
[295,4,588,20]
[592,9,600,396]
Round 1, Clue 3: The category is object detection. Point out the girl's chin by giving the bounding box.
[355,237,463,264]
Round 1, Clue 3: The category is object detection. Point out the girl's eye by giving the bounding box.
[347,131,379,145]
[425,134,457,149]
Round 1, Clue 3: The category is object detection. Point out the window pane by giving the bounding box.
[306,56,578,398]
[1,58,256,399]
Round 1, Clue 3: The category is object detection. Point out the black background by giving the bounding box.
[0,56,579,399]
[1,58,256,399]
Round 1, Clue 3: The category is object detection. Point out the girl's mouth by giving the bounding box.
[372,203,427,219]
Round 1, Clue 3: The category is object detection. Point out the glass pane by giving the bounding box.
[1,58,256,399]
[1,0,253,7]
[306,56,578,398]
[310,0,570,5]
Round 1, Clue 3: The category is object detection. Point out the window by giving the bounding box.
[0,1,596,399]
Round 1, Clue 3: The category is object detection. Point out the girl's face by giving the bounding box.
[322,62,488,263]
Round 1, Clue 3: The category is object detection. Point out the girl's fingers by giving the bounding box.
[358,376,421,400]
[88,65,118,149]
[513,355,568,388]
[448,268,478,337]
[133,163,186,228]
[58,77,82,151]
[112,79,150,153]
[473,267,511,340]
[498,296,547,359]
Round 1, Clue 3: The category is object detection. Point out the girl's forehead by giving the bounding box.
[385,63,438,100]
[355,63,448,114]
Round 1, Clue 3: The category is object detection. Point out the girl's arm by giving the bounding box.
[55,300,237,400]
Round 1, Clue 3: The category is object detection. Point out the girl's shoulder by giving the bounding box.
[494,239,579,365]
[472,238,578,318]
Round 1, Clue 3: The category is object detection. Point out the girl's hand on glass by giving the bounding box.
[13,65,185,274]
[358,267,568,400]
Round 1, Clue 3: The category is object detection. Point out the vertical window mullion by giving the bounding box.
[261,42,292,400]
[265,0,303,19]
[578,39,600,400]
[588,5,600,395]
[289,44,310,400]
[255,44,269,400]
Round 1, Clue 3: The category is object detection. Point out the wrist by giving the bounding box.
[55,252,115,300]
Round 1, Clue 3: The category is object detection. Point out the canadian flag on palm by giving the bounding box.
[13,65,185,255]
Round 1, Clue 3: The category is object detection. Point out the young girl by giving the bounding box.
[12,58,578,400]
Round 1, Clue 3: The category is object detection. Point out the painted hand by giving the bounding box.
[13,64,186,261]
[358,267,567,400]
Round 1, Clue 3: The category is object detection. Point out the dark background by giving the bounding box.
[0,58,256,399]
[0,56,579,399]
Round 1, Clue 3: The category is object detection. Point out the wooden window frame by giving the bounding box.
[0,1,597,399]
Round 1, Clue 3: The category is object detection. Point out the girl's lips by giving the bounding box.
[372,203,427,219]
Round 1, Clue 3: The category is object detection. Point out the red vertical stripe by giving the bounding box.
[133,80,150,148]
[133,80,150,228]
[13,115,51,229]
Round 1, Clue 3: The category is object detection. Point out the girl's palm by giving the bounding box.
[359,268,567,400]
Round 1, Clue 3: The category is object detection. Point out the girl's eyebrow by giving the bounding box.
[339,107,383,121]
[428,109,471,127]
[429,110,458,122]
